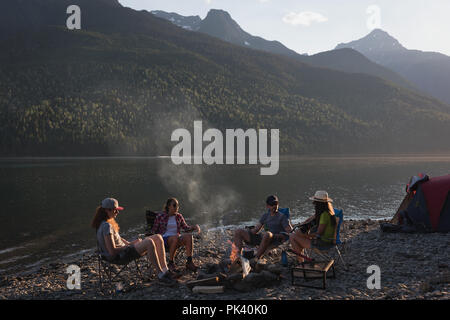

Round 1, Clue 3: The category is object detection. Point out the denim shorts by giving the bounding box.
[163,235,181,247]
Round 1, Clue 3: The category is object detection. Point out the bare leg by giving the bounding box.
[289,231,312,263]
[167,235,179,261]
[134,238,163,274]
[255,232,273,258]
[180,233,193,257]
[149,234,168,270]
[233,228,251,253]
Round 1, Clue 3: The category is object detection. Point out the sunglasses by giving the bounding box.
[268,202,279,206]
[172,203,179,208]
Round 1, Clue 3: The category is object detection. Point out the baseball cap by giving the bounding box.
[101,198,124,211]
[266,195,279,206]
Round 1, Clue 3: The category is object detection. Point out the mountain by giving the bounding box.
[304,48,415,90]
[336,29,450,104]
[154,9,414,90]
[151,10,201,31]
[153,9,300,58]
[1,0,450,156]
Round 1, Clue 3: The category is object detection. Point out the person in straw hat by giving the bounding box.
[289,191,338,262]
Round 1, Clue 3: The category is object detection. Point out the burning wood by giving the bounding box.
[226,240,252,277]
[229,241,240,264]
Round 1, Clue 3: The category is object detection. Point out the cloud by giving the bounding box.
[205,0,212,4]
[282,11,328,26]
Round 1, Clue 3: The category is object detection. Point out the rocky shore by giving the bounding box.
[0,220,448,300]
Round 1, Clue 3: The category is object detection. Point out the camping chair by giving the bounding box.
[292,208,347,269]
[95,237,145,291]
[145,210,197,266]
[313,208,346,268]
[289,209,346,289]
[245,208,291,261]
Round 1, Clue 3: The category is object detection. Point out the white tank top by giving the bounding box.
[163,216,178,237]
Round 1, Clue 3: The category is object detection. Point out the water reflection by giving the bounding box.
[0,155,448,275]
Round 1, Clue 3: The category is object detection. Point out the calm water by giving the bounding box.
[0,155,449,275]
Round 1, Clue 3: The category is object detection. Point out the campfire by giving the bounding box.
[186,242,283,293]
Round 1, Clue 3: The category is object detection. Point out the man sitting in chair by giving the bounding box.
[233,195,292,261]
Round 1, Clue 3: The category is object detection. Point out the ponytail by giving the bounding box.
[91,206,120,232]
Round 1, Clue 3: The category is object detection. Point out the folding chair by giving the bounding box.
[311,208,346,269]
[96,238,145,291]
[246,208,291,261]
[144,210,195,266]
[291,208,347,269]
[289,209,347,289]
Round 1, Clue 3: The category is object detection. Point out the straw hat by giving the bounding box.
[309,190,333,203]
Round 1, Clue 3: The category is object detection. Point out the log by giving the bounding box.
[192,286,224,294]
[225,273,244,282]
[186,277,219,289]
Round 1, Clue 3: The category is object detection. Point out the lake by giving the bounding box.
[0,155,449,275]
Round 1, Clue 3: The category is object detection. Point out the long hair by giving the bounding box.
[313,201,336,227]
[163,197,179,213]
[91,206,120,233]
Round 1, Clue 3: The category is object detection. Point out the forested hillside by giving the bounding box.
[1,0,449,156]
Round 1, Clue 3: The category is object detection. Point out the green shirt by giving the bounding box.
[318,211,335,244]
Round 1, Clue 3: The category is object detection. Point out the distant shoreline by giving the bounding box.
[1,153,450,160]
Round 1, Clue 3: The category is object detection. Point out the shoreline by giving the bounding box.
[0,219,448,300]
[0,217,389,278]
[2,153,450,161]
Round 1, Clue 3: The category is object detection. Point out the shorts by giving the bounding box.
[245,230,289,247]
[311,238,334,250]
[163,235,181,247]
[271,233,289,246]
[111,245,141,265]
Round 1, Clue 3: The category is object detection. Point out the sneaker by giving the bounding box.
[186,260,198,272]
[158,272,178,286]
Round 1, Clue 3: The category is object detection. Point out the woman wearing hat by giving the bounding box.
[91,198,177,285]
[289,191,337,262]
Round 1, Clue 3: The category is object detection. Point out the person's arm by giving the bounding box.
[119,237,141,245]
[312,224,326,239]
[103,234,123,257]
[284,222,293,234]
[301,215,315,225]
[176,213,201,233]
[251,222,263,234]
[179,213,194,232]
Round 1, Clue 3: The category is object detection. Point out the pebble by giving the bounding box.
[0,220,448,300]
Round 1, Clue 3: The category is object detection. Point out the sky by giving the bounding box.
[118,0,450,56]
